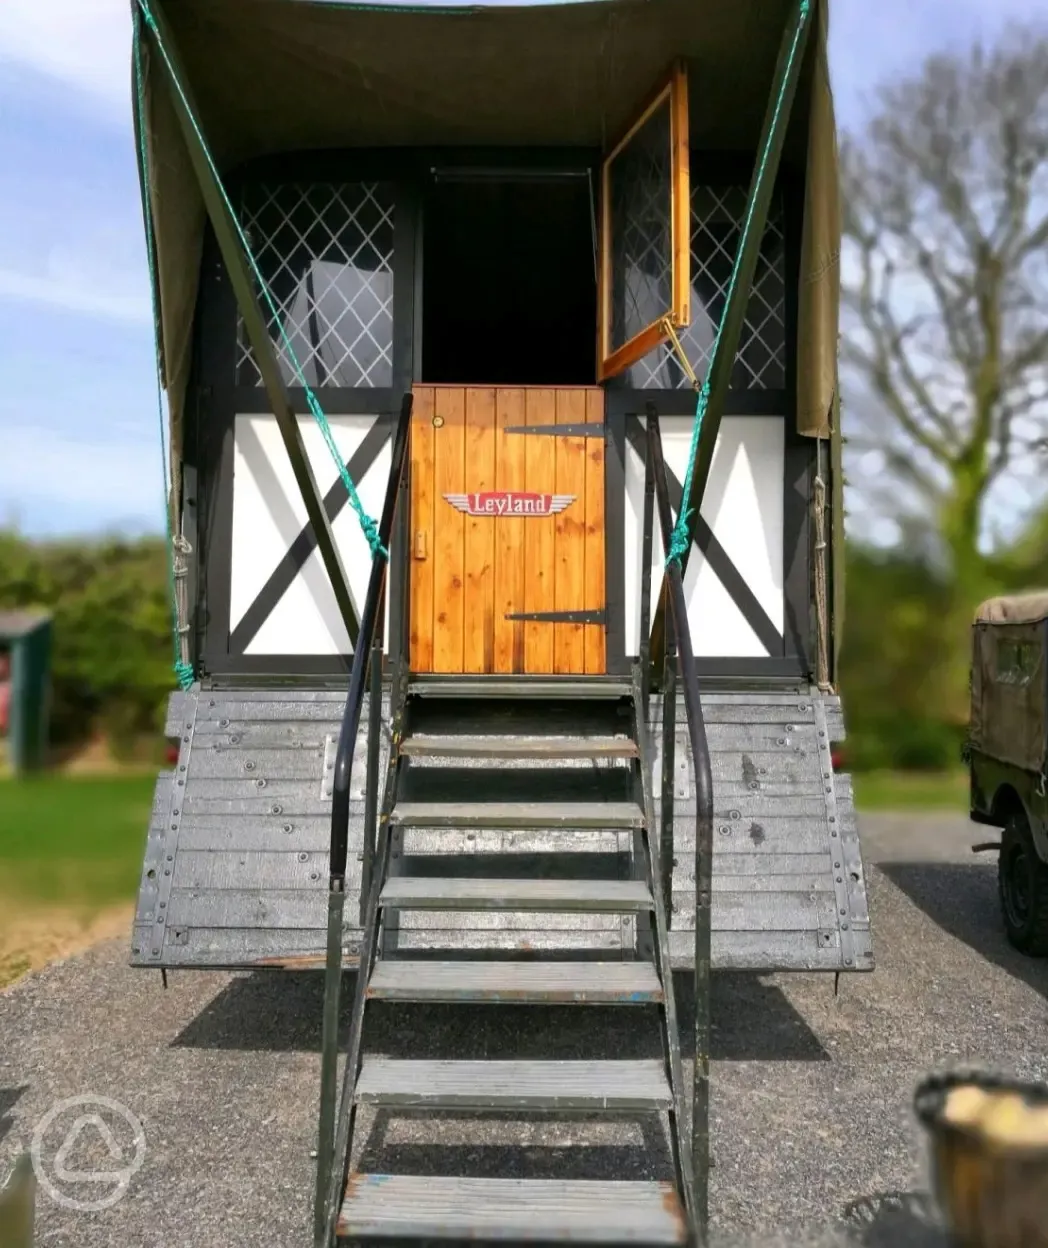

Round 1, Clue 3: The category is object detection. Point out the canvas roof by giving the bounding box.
[975,593,1048,627]
[136,0,840,466]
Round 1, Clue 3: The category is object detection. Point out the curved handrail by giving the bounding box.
[316,391,412,1246]
[646,408,715,1238]
[328,391,413,883]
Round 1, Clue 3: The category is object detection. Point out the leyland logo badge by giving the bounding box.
[443,491,575,517]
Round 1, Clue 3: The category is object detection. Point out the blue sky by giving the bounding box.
[0,0,1042,538]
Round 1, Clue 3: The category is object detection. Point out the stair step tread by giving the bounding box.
[354,1057,672,1109]
[338,1175,686,1243]
[389,801,645,829]
[380,877,653,911]
[400,733,638,759]
[408,678,633,700]
[366,960,664,1003]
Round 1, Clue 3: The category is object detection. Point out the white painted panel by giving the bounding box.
[230,414,392,655]
[624,415,784,658]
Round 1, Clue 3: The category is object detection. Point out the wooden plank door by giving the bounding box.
[409,385,606,675]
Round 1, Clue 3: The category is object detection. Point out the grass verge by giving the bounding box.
[0,773,154,988]
[851,768,968,812]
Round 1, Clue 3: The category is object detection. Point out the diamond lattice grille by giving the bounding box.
[236,183,395,389]
[626,185,786,390]
[608,102,674,355]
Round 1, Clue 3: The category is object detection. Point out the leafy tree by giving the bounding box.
[840,25,1048,718]
[0,530,173,753]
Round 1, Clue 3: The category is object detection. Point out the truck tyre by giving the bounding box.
[998,810,1048,957]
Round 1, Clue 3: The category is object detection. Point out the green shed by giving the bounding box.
[0,610,53,774]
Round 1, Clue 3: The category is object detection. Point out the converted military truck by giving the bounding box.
[129,0,871,1240]
[969,593,1048,957]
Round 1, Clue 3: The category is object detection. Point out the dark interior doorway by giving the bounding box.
[421,174,597,385]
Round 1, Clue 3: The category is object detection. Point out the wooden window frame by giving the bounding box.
[597,61,690,383]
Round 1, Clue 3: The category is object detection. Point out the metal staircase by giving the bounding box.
[315,672,695,1245]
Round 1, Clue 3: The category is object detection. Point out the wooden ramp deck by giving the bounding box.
[131,684,871,974]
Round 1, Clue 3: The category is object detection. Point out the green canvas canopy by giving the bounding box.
[135,0,841,465]
[971,593,1048,776]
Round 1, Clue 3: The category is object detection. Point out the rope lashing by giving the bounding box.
[134,0,386,562]
[665,0,811,569]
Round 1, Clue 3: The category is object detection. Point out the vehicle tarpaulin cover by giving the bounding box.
[134,0,841,472]
[970,594,1048,775]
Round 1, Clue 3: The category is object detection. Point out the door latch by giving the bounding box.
[413,531,428,560]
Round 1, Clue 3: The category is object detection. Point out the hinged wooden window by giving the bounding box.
[598,62,690,382]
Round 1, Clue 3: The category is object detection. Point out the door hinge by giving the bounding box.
[504,609,606,625]
[413,531,427,560]
[503,423,605,438]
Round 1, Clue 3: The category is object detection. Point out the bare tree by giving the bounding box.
[840,25,1048,617]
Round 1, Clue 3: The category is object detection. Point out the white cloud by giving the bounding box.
[0,0,132,113]
[1,422,164,534]
[0,266,151,325]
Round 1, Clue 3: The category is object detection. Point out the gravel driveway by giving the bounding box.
[2,812,1047,1247]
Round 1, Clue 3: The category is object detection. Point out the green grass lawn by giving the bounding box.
[0,765,967,912]
[851,768,968,812]
[0,773,156,909]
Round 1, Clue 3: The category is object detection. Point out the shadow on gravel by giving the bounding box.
[355,1110,673,1181]
[881,861,1048,1003]
[0,1086,27,1147]
[172,969,827,1061]
[839,1190,949,1247]
[677,972,828,1062]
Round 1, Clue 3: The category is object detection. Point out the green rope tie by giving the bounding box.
[134,0,386,562]
[666,0,810,569]
[665,382,707,567]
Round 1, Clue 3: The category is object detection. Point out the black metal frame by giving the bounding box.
[188,150,808,685]
[191,169,418,678]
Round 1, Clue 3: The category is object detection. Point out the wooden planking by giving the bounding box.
[412,386,606,675]
[671,893,838,931]
[523,389,557,673]
[177,819,358,853]
[584,388,607,674]
[433,387,466,672]
[131,925,359,968]
[553,389,588,673]
[493,388,527,674]
[166,889,326,928]
[409,386,436,671]
[463,388,496,672]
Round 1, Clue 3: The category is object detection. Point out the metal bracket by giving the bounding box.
[321,731,368,801]
[654,744,690,800]
[503,609,606,625]
[146,693,199,964]
[321,733,338,800]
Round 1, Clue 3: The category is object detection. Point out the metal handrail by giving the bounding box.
[315,390,412,1247]
[328,391,413,883]
[646,408,715,1237]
